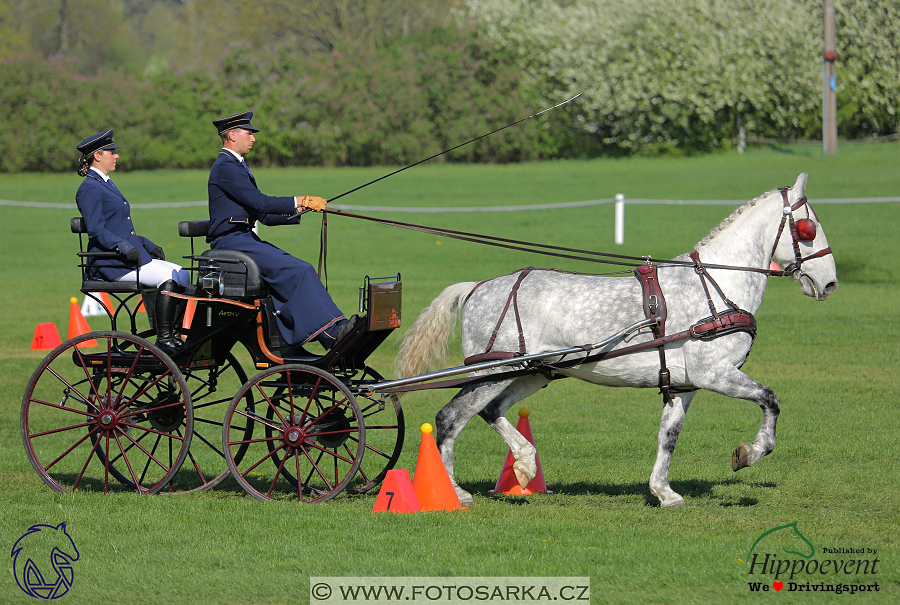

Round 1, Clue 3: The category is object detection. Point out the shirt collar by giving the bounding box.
[89,166,110,182]
[222,148,243,163]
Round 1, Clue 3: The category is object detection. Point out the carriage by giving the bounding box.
[21,173,837,507]
[21,218,405,502]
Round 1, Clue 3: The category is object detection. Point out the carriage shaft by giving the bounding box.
[370,318,656,392]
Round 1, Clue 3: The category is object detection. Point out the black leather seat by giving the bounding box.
[178,220,267,300]
[196,249,267,299]
[71,216,146,294]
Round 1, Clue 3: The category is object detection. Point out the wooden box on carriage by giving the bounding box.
[362,276,402,331]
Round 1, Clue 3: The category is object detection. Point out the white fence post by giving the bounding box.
[615,193,625,245]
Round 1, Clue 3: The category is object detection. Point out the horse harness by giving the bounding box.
[376,187,832,397]
[457,263,756,403]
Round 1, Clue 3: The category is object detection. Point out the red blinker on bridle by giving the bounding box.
[795,218,817,242]
[770,188,832,276]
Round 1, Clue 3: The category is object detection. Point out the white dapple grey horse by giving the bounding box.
[395,173,837,507]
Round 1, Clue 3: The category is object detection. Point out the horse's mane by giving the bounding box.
[694,189,776,250]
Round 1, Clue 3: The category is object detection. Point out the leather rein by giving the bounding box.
[317,190,829,278]
[324,192,833,397]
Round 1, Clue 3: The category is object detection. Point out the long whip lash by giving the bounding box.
[325,93,583,205]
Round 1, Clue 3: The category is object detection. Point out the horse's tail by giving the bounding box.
[395,282,477,380]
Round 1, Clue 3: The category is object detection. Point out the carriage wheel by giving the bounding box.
[223,364,365,502]
[21,331,192,494]
[163,353,254,493]
[347,367,404,494]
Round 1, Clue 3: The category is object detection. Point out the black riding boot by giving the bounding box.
[155,280,185,356]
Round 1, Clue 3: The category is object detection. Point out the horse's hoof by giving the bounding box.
[732,443,752,471]
[513,462,535,489]
[457,490,474,507]
[660,495,685,508]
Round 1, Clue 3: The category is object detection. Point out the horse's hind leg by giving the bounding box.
[434,374,549,506]
[694,363,780,472]
[649,392,697,508]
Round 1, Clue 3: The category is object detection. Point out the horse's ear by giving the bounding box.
[791,172,808,200]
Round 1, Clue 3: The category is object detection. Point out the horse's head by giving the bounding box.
[771,173,838,301]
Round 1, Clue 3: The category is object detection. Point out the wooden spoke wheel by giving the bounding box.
[163,353,254,494]
[223,365,365,502]
[347,367,404,494]
[21,332,193,494]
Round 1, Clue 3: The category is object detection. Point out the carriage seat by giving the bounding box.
[178,220,267,300]
[71,217,147,294]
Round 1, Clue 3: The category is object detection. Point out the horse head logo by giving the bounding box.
[11,522,80,599]
[747,521,815,561]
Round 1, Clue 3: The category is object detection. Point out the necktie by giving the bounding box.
[108,180,121,193]
[240,160,254,180]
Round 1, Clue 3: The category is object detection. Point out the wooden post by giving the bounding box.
[823,0,838,155]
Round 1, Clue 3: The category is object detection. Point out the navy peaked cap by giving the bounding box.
[213,111,259,135]
[77,130,121,155]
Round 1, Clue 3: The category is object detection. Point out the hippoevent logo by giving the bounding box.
[10,523,80,599]
[743,522,880,595]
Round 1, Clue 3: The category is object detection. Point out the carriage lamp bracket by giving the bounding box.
[200,271,226,297]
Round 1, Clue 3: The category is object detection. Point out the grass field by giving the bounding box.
[0,144,898,604]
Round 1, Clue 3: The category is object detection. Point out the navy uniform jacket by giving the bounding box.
[75,171,157,281]
[207,150,344,345]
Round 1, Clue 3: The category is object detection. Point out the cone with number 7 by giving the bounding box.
[372,469,420,513]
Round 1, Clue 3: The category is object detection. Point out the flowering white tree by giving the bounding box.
[459,0,898,152]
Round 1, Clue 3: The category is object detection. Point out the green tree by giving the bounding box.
[18,0,143,74]
[0,0,32,57]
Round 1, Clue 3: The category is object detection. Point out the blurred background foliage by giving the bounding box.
[1,0,897,172]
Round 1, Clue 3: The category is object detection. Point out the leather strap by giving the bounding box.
[635,264,671,402]
[464,268,533,365]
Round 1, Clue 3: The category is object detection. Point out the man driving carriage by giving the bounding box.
[207,111,357,349]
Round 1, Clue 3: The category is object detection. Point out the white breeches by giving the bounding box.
[117,259,191,288]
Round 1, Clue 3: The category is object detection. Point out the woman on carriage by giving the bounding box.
[74,130,191,355]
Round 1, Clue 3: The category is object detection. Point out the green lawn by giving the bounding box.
[0,144,898,604]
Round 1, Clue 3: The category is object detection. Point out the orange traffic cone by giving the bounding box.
[99,292,116,315]
[136,296,146,313]
[31,323,63,350]
[182,298,196,330]
[411,424,465,511]
[491,408,550,495]
[372,469,420,513]
[68,297,97,347]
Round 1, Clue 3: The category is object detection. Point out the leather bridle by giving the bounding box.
[770,188,833,277]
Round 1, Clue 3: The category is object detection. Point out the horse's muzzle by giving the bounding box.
[799,273,838,300]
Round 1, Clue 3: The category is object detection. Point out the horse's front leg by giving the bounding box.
[476,375,551,489]
[649,392,696,508]
[434,379,525,507]
[694,363,780,471]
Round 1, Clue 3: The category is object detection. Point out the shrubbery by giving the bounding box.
[1,0,896,172]
[1,28,541,172]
